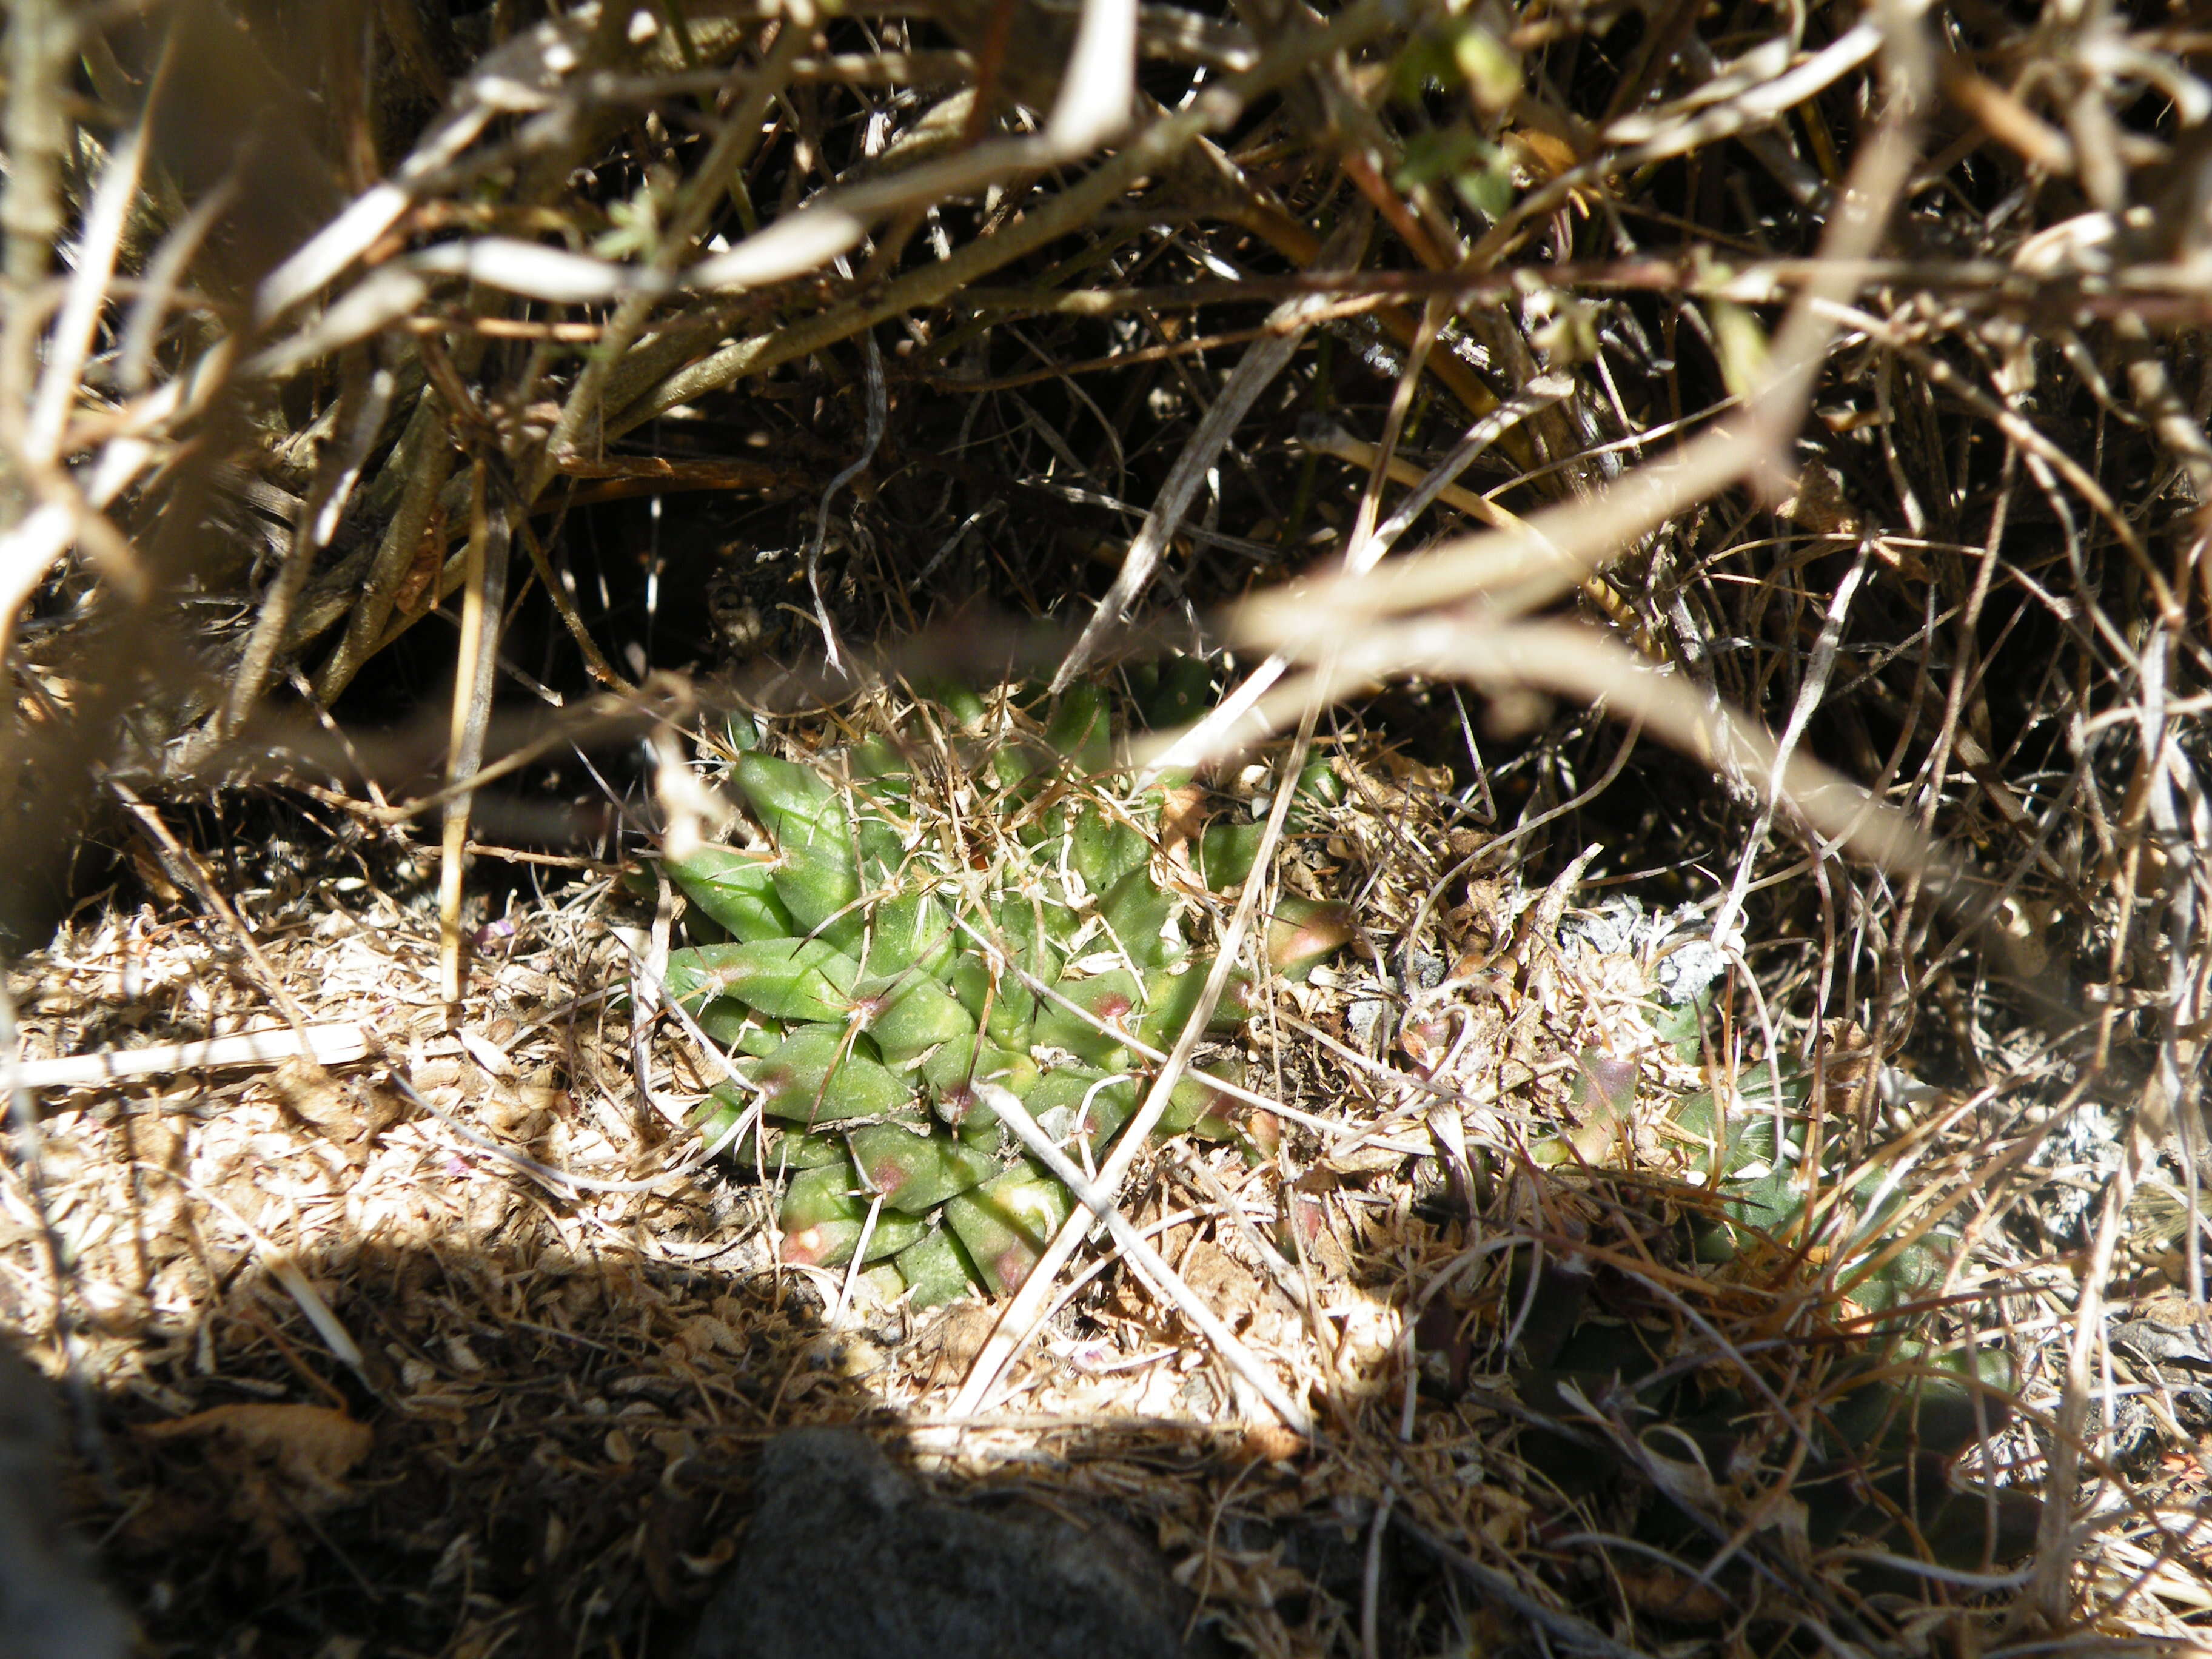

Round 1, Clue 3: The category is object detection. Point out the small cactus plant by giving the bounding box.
[1510,1046,2032,1578]
[655,674,1352,1305]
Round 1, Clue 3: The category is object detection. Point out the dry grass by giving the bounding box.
[5,0,2212,1654]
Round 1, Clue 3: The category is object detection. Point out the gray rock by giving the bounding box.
[0,1344,129,1659]
[689,1427,1186,1659]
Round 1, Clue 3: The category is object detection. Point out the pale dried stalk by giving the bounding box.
[1054,210,1375,689]
[12,1025,369,1090]
[979,1081,1312,1433]
[609,0,1399,430]
[531,4,814,492]
[310,394,454,704]
[437,463,511,1010]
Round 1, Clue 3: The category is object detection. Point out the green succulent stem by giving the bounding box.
[655,682,1352,1305]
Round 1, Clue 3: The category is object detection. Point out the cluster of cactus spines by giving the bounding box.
[659,671,1353,1305]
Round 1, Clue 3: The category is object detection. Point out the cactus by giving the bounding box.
[1507,1047,2033,1578]
[655,678,1351,1305]
[1663,1061,1962,1326]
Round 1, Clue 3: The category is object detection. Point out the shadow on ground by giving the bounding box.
[15,1231,1432,1658]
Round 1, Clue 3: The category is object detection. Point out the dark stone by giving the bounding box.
[688,1427,1186,1659]
[0,1344,129,1659]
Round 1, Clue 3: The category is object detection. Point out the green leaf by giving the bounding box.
[720,1116,853,1172]
[1161,1062,1241,1135]
[1393,125,1486,189]
[1027,1067,1139,1148]
[1710,300,1770,402]
[918,678,988,730]
[849,733,913,786]
[946,956,1021,1050]
[736,752,849,850]
[945,950,989,1013]
[779,1157,863,1230]
[1134,959,1257,1050]
[688,1088,749,1149]
[1044,685,1114,777]
[854,806,908,883]
[1033,971,1144,1067]
[859,890,945,977]
[1198,820,1267,890]
[778,1161,930,1268]
[923,1033,1035,1095]
[771,839,862,937]
[1838,1225,1950,1324]
[664,845,797,942]
[925,1036,1036,1138]
[1265,896,1355,980]
[859,972,977,1067]
[1452,23,1522,112]
[665,939,860,1023]
[746,1027,909,1125]
[894,1226,980,1307]
[1389,28,1462,102]
[1292,757,1342,811]
[1140,655,1215,730]
[1099,865,1184,970]
[694,1001,781,1054]
[1072,805,1150,896]
[1667,1068,1799,1174]
[947,897,1064,1042]
[996,893,1065,967]
[1022,1064,1232,1148]
[945,1162,1077,1295]
[990,742,1048,794]
[1647,992,1707,1064]
[846,1122,1001,1214]
[1717,1168,1803,1237]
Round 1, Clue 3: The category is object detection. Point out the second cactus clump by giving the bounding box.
[655,674,1351,1306]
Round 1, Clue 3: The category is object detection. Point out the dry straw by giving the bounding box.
[4,0,2212,1652]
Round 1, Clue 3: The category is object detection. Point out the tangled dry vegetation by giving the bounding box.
[5,0,2212,1654]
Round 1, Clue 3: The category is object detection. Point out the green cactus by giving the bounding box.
[656,679,1352,1306]
[1505,1047,2031,1580]
[1661,1061,1962,1326]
